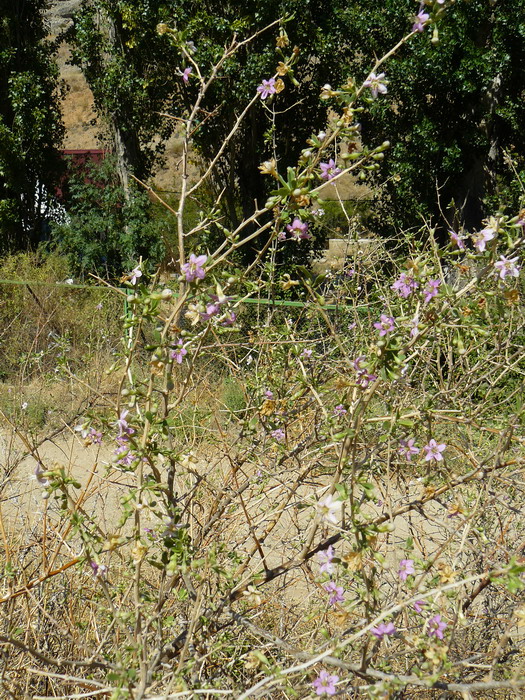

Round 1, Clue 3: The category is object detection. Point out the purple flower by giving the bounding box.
[264,389,274,399]
[257,78,276,100]
[302,348,313,359]
[319,159,342,181]
[324,581,344,606]
[427,614,447,639]
[200,302,221,321]
[170,339,188,364]
[494,255,520,280]
[472,227,495,252]
[129,266,142,285]
[277,230,287,241]
[353,356,377,388]
[220,311,237,326]
[423,279,441,304]
[33,463,50,487]
[333,404,347,417]
[318,545,335,574]
[286,218,311,241]
[371,622,396,639]
[363,72,388,99]
[271,428,285,443]
[374,314,395,336]
[413,600,427,614]
[181,253,207,282]
[181,66,192,84]
[358,372,377,388]
[312,670,339,696]
[423,439,446,462]
[399,438,420,461]
[353,356,367,372]
[392,273,418,298]
[90,561,108,578]
[398,559,415,582]
[116,410,134,437]
[449,230,466,250]
[412,10,430,32]
[410,313,420,339]
[88,428,103,445]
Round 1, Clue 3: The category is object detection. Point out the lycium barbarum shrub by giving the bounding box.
[2,3,525,698]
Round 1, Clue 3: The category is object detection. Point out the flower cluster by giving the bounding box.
[113,410,137,469]
[398,438,446,462]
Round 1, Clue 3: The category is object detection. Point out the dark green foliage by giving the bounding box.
[51,157,165,280]
[340,0,525,234]
[0,0,64,250]
[69,1,184,184]
[69,1,361,225]
[165,0,359,223]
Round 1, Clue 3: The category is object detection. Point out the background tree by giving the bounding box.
[0,0,64,250]
[69,0,182,197]
[69,1,360,225]
[339,0,525,235]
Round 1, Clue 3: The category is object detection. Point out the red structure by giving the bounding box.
[55,148,107,202]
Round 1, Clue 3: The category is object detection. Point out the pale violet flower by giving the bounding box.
[363,72,388,99]
[427,614,447,639]
[423,279,441,304]
[170,339,188,364]
[398,438,419,461]
[392,272,418,298]
[181,253,207,282]
[472,227,495,252]
[412,10,430,32]
[129,266,142,285]
[398,559,415,581]
[319,159,342,181]
[324,581,344,605]
[116,410,134,437]
[90,561,108,579]
[312,670,339,696]
[318,545,335,574]
[286,218,311,241]
[317,493,342,524]
[257,78,276,100]
[371,622,396,639]
[449,230,466,250]
[374,314,395,336]
[494,255,520,280]
[413,600,427,614]
[271,428,285,443]
[181,66,192,84]
[33,463,50,487]
[423,439,446,462]
[333,404,347,417]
